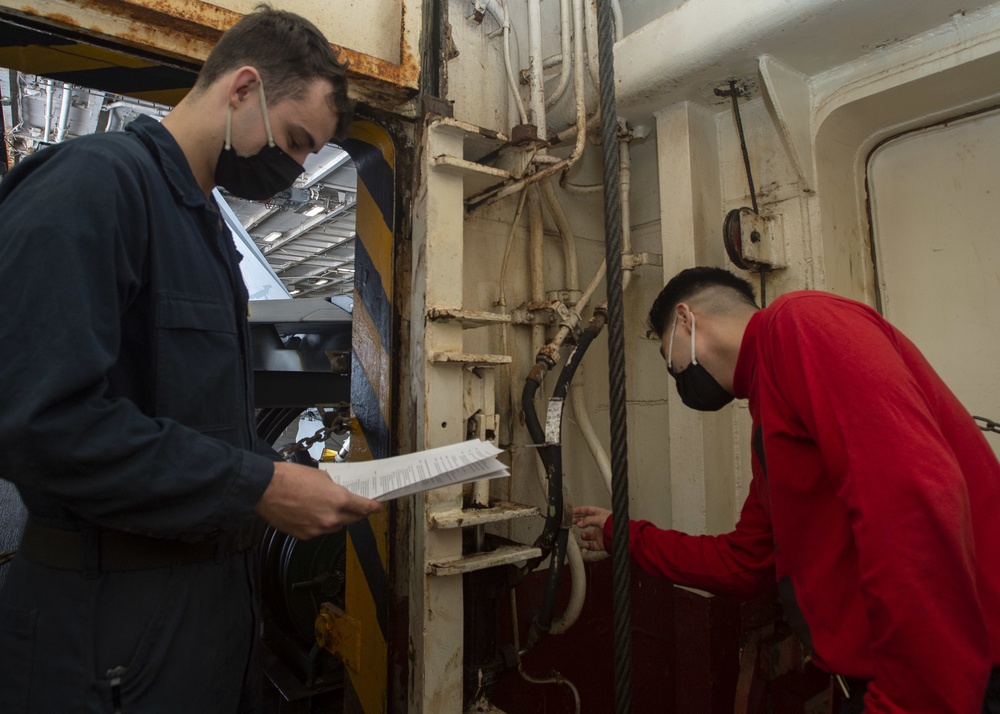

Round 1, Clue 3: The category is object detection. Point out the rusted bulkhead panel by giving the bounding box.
[2,0,420,110]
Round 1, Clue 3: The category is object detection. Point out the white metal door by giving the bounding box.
[868,108,1000,457]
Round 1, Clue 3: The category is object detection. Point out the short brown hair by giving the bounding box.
[195,4,353,140]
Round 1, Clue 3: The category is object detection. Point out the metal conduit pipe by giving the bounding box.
[541,179,580,293]
[611,0,624,41]
[510,590,582,712]
[619,138,634,293]
[543,53,564,70]
[54,85,72,143]
[570,372,612,492]
[545,0,574,110]
[560,168,603,195]
[584,0,601,92]
[530,257,606,377]
[42,80,53,143]
[528,186,546,357]
[534,238,608,369]
[495,0,529,125]
[533,262,605,364]
[527,0,547,136]
[551,532,587,631]
[469,0,587,211]
[595,0,634,709]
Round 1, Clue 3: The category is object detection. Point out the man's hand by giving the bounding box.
[255,461,383,539]
[573,505,611,552]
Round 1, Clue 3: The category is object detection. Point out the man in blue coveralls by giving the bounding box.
[0,6,382,712]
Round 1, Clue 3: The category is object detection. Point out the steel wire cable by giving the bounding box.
[595,1,634,712]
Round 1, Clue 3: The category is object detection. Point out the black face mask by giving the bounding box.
[667,314,735,412]
[214,81,305,201]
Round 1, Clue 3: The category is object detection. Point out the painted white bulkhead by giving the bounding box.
[433,0,1000,564]
[217,0,404,64]
[414,10,1000,701]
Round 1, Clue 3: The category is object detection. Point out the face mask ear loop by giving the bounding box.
[257,79,277,148]
[667,317,678,371]
[689,312,699,366]
[224,104,233,151]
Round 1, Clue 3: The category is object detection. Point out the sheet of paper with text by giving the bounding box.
[319,440,509,501]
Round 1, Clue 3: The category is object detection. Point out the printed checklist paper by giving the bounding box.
[319,440,509,501]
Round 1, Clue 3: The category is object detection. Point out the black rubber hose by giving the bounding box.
[595,0,634,711]
[521,528,569,654]
[553,311,607,401]
[521,362,555,474]
[521,313,606,573]
[537,528,569,629]
[521,361,562,555]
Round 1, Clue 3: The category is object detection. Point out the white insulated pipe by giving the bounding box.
[528,185,546,355]
[584,0,601,93]
[42,80,53,143]
[550,534,586,633]
[545,0,574,110]
[570,373,612,492]
[496,0,528,126]
[54,85,72,143]
[540,179,579,292]
[526,0,547,136]
[619,139,634,293]
[474,0,587,209]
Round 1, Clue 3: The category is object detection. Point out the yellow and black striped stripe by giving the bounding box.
[341,121,395,714]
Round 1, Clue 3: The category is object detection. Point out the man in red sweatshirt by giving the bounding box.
[574,267,1000,714]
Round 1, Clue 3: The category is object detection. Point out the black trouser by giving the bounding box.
[839,667,1000,714]
[0,547,262,713]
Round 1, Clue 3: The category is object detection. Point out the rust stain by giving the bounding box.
[15,0,419,109]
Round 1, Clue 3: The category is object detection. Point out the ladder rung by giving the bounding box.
[432,154,510,180]
[429,500,540,529]
[430,351,512,366]
[427,545,542,576]
[427,308,512,329]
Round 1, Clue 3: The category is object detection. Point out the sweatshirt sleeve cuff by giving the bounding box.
[217,450,274,531]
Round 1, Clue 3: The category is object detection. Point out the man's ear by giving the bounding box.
[227,66,260,106]
[675,302,692,332]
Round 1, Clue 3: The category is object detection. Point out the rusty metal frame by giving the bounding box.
[0,0,421,110]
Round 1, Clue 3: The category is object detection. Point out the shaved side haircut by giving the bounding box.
[648,266,758,338]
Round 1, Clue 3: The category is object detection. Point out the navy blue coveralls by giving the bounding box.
[0,115,276,713]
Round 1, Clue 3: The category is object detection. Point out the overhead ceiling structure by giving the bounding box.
[221,146,358,299]
[0,17,356,299]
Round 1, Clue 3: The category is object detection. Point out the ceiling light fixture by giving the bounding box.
[303,205,325,217]
[314,279,329,286]
[263,231,282,242]
[289,289,300,295]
